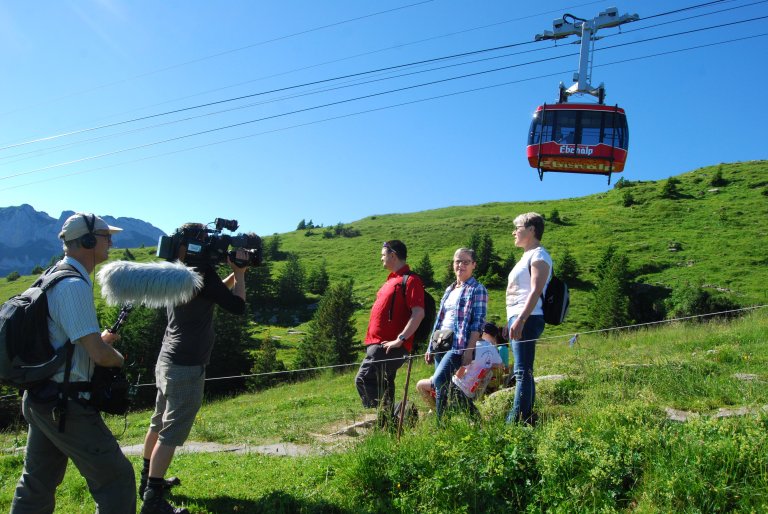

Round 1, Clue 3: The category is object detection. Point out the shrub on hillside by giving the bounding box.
[710,166,727,187]
[660,177,681,199]
[622,190,635,207]
[5,271,20,282]
[665,284,739,320]
[248,336,287,390]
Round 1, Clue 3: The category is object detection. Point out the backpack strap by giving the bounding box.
[36,263,86,292]
[56,341,75,432]
[527,254,551,302]
[388,274,410,322]
[40,263,87,432]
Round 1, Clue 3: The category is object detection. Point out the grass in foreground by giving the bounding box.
[1,310,767,512]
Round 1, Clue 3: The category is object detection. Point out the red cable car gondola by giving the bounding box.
[528,8,638,184]
[527,102,628,181]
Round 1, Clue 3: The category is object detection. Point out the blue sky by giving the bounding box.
[1,0,765,237]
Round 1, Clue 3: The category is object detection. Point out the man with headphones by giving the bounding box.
[11,213,136,514]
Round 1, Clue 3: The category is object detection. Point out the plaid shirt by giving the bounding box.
[431,276,487,351]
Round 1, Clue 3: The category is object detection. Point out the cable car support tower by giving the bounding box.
[536,7,639,104]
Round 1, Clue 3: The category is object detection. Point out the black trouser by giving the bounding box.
[355,343,408,408]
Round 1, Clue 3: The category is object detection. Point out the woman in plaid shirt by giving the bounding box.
[421,248,487,420]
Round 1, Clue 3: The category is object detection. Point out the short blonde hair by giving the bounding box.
[514,212,544,240]
[453,247,477,262]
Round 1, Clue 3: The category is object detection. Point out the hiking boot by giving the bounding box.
[140,487,189,514]
[139,475,181,497]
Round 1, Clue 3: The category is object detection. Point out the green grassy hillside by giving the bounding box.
[3,161,766,361]
[268,160,768,346]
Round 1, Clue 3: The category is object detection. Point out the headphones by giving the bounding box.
[80,214,97,249]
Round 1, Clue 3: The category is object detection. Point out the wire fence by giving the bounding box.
[1,303,765,402]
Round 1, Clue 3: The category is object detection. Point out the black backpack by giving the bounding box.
[0,264,84,389]
[542,275,570,325]
[528,259,570,325]
[388,273,436,352]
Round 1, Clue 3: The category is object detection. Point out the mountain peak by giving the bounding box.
[0,205,166,275]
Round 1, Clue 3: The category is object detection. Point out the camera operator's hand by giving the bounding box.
[224,251,247,302]
[227,249,250,272]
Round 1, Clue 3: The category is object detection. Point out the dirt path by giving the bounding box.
[120,413,379,458]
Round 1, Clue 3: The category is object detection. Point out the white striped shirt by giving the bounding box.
[47,257,99,384]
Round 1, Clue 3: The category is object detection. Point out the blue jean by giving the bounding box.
[432,349,463,419]
[506,315,545,424]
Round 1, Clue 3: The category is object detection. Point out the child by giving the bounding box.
[452,322,505,401]
[417,322,507,415]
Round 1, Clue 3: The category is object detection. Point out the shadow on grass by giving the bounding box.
[181,490,354,514]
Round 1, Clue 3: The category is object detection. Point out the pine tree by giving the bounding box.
[442,258,455,287]
[277,254,305,306]
[245,261,275,307]
[248,335,287,390]
[296,219,306,230]
[207,304,254,394]
[466,231,481,255]
[307,260,330,295]
[501,250,518,276]
[412,253,435,287]
[476,233,495,278]
[595,245,617,282]
[295,279,357,369]
[556,247,579,284]
[265,234,282,260]
[587,249,631,331]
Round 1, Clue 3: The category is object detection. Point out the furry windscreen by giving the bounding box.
[96,260,203,308]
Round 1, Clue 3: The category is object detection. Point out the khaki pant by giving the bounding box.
[11,392,136,514]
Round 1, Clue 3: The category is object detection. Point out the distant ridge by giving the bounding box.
[0,204,165,276]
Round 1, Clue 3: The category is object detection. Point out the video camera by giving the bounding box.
[156,218,262,268]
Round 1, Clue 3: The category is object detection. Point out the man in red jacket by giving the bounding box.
[355,240,425,411]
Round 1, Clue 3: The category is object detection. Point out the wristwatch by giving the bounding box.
[398,334,406,342]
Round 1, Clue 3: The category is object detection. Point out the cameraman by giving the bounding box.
[139,223,248,514]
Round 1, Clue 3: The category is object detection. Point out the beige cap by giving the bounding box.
[58,213,123,241]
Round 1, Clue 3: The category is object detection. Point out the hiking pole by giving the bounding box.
[396,352,414,442]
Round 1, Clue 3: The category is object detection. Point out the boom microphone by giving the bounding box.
[96,260,203,308]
